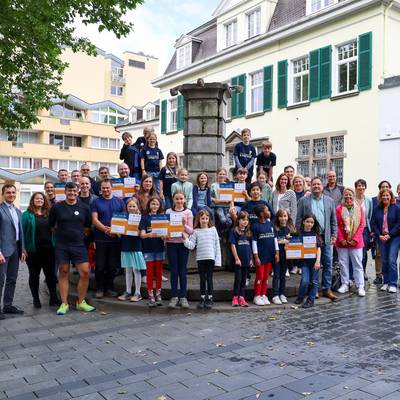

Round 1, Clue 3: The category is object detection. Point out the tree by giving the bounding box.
[0,0,143,139]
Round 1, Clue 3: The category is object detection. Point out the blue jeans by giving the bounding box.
[320,242,333,291]
[167,243,189,298]
[147,171,160,193]
[298,260,319,301]
[379,236,400,287]
[164,195,172,210]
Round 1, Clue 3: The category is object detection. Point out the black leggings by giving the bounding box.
[273,250,287,296]
[198,259,214,296]
[26,247,57,301]
[233,265,249,297]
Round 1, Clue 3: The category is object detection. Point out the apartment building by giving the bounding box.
[0,48,159,207]
[153,0,400,189]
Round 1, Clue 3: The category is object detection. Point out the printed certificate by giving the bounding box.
[110,212,128,234]
[54,183,66,202]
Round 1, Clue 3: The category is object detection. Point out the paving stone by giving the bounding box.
[360,380,400,397]
[333,390,379,400]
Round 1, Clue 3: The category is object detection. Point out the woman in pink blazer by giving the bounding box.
[335,188,365,297]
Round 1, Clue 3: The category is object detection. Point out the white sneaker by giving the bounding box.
[261,295,270,305]
[162,275,168,282]
[381,284,389,291]
[254,296,264,306]
[245,278,250,287]
[141,276,147,284]
[272,296,282,305]
[358,288,366,297]
[291,266,298,274]
[388,286,397,293]
[337,284,349,294]
[298,269,302,275]
[285,271,290,277]
[280,294,288,304]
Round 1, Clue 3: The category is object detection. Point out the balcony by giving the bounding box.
[111,72,126,85]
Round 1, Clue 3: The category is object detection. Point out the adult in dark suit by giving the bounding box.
[0,183,26,319]
[296,177,338,301]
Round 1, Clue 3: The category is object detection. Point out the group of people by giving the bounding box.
[0,126,399,318]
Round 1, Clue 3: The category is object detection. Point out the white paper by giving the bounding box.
[304,253,317,259]
[55,193,66,201]
[124,177,136,188]
[234,183,246,192]
[303,236,316,244]
[169,231,182,238]
[152,227,168,237]
[112,189,123,198]
[169,212,183,226]
[128,214,141,225]
[220,193,233,201]
[303,242,317,248]
[286,250,302,258]
[111,224,125,234]
[126,230,139,237]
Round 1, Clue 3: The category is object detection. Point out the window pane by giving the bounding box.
[339,63,348,93]
[22,158,31,169]
[349,61,357,91]
[11,157,21,168]
[298,141,310,158]
[331,136,344,155]
[0,156,9,168]
[109,139,117,149]
[33,159,42,169]
[313,159,327,183]
[108,115,117,125]
[298,161,310,177]
[64,136,73,147]
[294,76,301,103]
[331,159,344,185]
[20,192,31,205]
[92,137,100,147]
[313,138,327,157]
[101,138,108,148]
[302,74,309,101]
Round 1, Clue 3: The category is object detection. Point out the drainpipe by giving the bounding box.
[382,0,395,83]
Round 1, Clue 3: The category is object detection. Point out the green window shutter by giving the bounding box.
[319,45,332,99]
[277,60,288,109]
[237,73,246,117]
[263,65,273,112]
[177,95,184,131]
[309,49,320,102]
[358,32,372,91]
[230,76,238,118]
[161,100,167,134]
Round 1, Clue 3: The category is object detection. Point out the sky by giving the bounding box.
[73,0,219,76]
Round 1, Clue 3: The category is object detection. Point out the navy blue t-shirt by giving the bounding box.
[229,229,252,267]
[139,214,165,254]
[233,142,257,172]
[121,234,142,252]
[140,146,164,172]
[159,166,177,198]
[275,226,291,254]
[256,152,276,174]
[241,200,274,226]
[251,219,276,264]
[91,196,125,242]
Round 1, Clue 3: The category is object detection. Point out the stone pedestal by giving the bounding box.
[176,82,231,181]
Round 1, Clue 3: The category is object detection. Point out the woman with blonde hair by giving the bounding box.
[335,188,366,296]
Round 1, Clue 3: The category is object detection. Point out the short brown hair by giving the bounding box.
[262,140,272,149]
[241,128,251,136]
[122,132,133,140]
[1,183,16,195]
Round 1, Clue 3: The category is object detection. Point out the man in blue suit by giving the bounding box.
[0,184,26,319]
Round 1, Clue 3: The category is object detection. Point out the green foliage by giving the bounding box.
[0,0,143,139]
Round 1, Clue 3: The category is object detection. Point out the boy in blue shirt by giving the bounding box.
[233,128,257,184]
[140,132,164,193]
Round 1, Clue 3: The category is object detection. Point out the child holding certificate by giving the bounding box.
[166,191,194,309]
[118,198,146,302]
[294,214,322,309]
[139,197,165,307]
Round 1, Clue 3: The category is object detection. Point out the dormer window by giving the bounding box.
[247,8,261,39]
[176,43,192,69]
[307,0,338,14]
[129,108,137,123]
[144,105,156,121]
[225,19,237,48]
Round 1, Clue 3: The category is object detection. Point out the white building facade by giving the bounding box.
[153,0,400,190]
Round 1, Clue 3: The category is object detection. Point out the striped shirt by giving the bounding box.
[184,227,222,266]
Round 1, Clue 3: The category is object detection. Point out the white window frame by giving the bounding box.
[176,42,192,70]
[91,107,127,125]
[289,55,310,105]
[168,98,178,132]
[247,70,264,114]
[0,156,33,170]
[144,106,155,121]
[246,8,261,39]
[91,136,120,150]
[224,19,237,48]
[111,85,123,96]
[111,66,124,82]
[333,39,358,95]
[306,0,338,15]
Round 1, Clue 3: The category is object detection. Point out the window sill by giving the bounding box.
[165,130,178,135]
[287,101,310,110]
[245,111,265,119]
[330,91,359,101]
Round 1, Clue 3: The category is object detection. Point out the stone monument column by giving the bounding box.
[172,81,232,180]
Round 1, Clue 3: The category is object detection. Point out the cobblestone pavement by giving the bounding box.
[1,265,400,400]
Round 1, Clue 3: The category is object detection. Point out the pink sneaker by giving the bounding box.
[232,296,239,307]
[239,296,248,307]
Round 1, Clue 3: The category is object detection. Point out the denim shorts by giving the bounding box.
[143,252,165,262]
